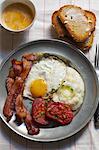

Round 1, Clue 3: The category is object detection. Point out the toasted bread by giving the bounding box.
[52,10,96,37]
[52,10,95,51]
[58,5,93,42]
[52,11,66,37]
[76,32,94,51]
[85,10,96,31]
[62,31,94,52]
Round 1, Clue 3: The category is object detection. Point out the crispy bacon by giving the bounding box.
[3,54,40,135]
[22,53,37,61]
[7,59,22,79]
[32,98,48,125]
[3,58,33,121]
[25,111,40,135]
[3,77,24,121]
[15,94,27,121]
[12,59,23,76]
[6,77,14,94]
[15,94,39,135]
[8,67,16,79]
[20,59,32,80]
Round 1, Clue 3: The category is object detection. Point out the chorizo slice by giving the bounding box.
[32,98,48,125]
[46,102,74,125]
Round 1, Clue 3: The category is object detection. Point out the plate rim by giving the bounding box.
[0,39,99,142]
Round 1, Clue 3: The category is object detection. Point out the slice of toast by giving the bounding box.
[77,32,94,51]
[85,10,96,31]
[58,5,93,42]
[52,10,96,38]
[52,11,66,37]
[52,11,95,51]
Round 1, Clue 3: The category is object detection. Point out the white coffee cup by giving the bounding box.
[0,0,36,32]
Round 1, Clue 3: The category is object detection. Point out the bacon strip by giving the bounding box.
[22,53,37,61]
[6,77,14,94]
[15,94,39,135]
[20,59,32,80]
[8,67,16,79]
[15,95,27,121]
[12,59,23,76]
[3,77,24,121]
[3,59,32,121]
[25,111,40,135]
[3,54,40,135]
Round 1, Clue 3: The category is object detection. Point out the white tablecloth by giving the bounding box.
[0,0,99,150]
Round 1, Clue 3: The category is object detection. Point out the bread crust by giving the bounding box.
[58,5,93,42]
[85,10,96,31]
[52,11,66,37]
[52,9,95,51]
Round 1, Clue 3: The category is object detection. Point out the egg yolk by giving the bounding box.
[30,79,47,97]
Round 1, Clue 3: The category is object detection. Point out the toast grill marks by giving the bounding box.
[15,94,39,135]
[58,5,93,42]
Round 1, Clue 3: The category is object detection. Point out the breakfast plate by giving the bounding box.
[0,39,99,142]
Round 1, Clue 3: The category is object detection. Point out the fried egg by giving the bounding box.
[23,57,67,99]
[53,67,85,110]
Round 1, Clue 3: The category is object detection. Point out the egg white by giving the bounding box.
[23,58,67,99]
[53,67,85,110]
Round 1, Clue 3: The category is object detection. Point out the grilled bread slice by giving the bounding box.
[77,32,94,51]
[52,11,66,37]
[85,10,96,31]
[58,5,93,42]
[52,10,96,38]
[52,10,95,51]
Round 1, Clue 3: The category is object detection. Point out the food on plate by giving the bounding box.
[3,77,24,122]
[23,57,67,99]
[15,94,27,121]
[53,67,84,110]
[32,98,48,125]
[11,59,23,76]
[3,53,39,135]
[2,3,34,31]
[6,77,14,94]
[52,5,96,52]
[15,94,39,135]
[46,101,74,125]
[3,53,85,135]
